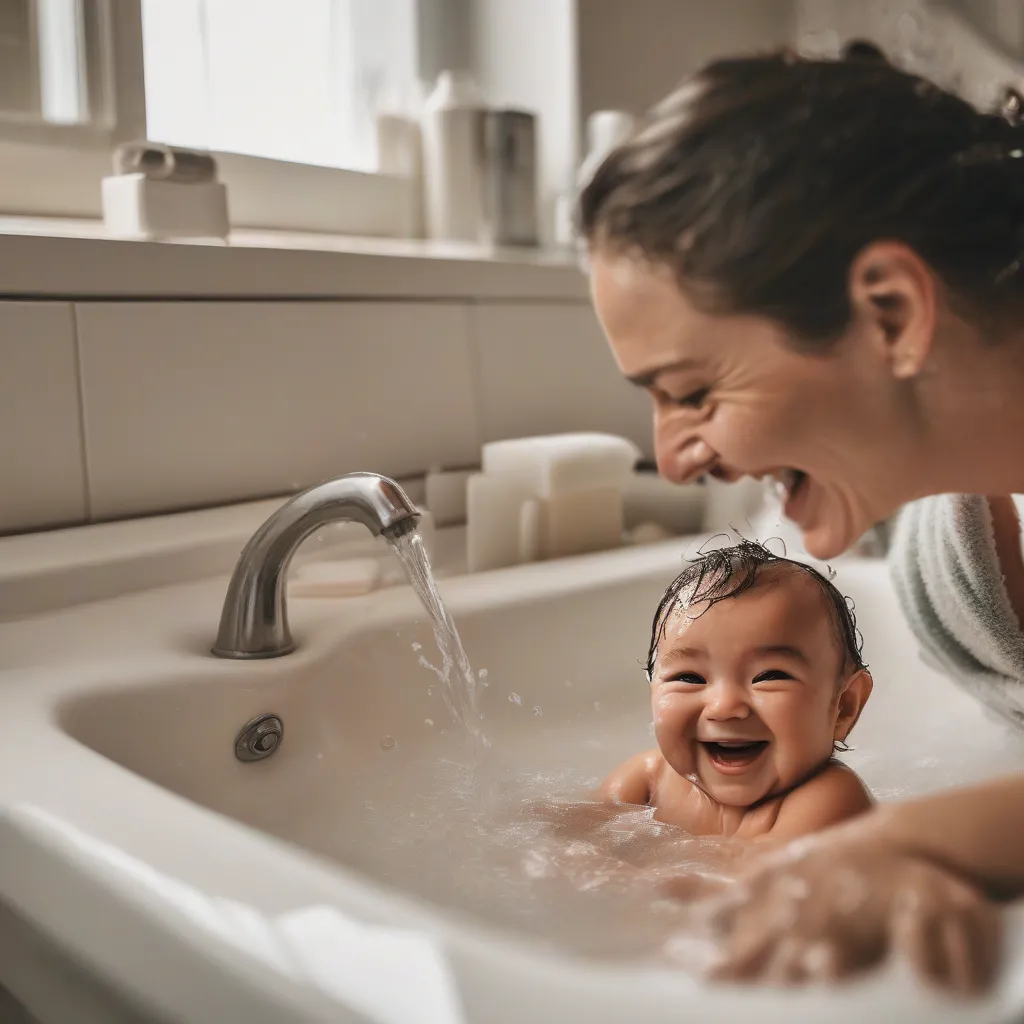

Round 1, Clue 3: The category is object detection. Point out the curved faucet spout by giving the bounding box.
[212,472,419,659]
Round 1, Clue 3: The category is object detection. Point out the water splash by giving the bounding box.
[389,529,482,738]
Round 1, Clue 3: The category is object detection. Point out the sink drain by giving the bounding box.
[235,714,284,762]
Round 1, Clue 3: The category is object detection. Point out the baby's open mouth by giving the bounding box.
[700,740,769,771]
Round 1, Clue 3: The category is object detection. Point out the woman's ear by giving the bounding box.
[848,242,937,380]
[834,669,873,743]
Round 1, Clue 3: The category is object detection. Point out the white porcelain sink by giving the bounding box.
[2,531,1024,1023]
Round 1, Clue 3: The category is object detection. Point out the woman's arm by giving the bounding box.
[861,770,1024,898]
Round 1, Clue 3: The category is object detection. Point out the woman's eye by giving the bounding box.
[673,387,710,409]
[668,672,706,686]
[753,669,794,683]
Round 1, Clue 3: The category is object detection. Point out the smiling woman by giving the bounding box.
[577,49,1024,994]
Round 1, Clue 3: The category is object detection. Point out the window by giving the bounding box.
[0,0,429,235]
[141,0,418,174]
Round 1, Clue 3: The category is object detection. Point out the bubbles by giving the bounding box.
[648,721,656,736]
[379,735,397,751]
[593,701,602,713]
[478,668,489,686]
[425,718,434,727]
[532,705,543,717]
[411,642,422,651]
[509,693,522,706]
[427,686,435,697]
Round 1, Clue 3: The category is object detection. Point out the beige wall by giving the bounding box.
[471,0,579,239]
[578,0,794,120]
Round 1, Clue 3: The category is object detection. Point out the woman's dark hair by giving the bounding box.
[578,51,1024,342]
[646,539,865,682]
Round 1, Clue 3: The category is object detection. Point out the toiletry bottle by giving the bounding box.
[375,83,425,238]
[421,70,486,242]
[577,110,636,190]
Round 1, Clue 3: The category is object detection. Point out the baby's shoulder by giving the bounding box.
[814,760,874,805]
[600,747,666,805]
[768,761,874,840]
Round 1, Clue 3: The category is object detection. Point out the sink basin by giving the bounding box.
[3,533,1024,1022]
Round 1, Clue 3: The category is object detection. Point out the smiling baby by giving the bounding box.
[601,541,874,842]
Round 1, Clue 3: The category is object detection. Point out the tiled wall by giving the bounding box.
[0,299,651,534]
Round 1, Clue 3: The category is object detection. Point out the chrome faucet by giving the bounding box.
[212,472,419,659]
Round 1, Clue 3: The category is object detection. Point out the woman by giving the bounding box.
[578,52,1024,993]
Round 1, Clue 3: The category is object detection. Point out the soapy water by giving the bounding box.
[291,747,735,968]
[389,530,482,738]
[277,705,1024,971]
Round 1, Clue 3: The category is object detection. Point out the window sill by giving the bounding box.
[0,218,588,302]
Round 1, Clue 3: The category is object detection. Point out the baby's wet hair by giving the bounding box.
[646,539,866,682]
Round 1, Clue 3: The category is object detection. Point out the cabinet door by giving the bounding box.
[0,302,86,533]
[76,302,480,519]
[471,303,653,455]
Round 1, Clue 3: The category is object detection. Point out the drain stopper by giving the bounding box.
[235,714,284,762]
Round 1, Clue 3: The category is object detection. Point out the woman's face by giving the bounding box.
[589,249,918,559]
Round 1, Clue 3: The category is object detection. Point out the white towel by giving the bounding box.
[889,493,1024,728]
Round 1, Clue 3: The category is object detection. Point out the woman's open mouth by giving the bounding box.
[700,740,769,774]
[772,468,810,522]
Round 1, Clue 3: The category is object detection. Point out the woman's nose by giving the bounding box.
[654,417,716,484]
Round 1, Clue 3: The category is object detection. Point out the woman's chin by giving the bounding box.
[801,528,847,561]
[790,481,869,560]
[797,504,862,560]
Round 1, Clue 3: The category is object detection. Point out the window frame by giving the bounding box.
[0,0,417,236]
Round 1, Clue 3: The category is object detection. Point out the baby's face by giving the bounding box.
[650,565,850,808]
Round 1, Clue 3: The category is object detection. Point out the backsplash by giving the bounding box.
[0,298,651,535]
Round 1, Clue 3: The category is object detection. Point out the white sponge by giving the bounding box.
[481,432,640,498]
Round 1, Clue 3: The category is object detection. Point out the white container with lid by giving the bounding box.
[577,109,636,190]
[421,70,486,242]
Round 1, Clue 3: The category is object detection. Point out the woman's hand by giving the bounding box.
[690,835,1001,993]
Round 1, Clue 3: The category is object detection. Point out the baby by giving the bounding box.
[601,540,874,842]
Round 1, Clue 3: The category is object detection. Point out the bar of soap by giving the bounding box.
[289,558,381,597]
[482,433,640,498]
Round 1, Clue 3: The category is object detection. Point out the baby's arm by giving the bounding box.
[598,749,660,806]
[766,764,873,842]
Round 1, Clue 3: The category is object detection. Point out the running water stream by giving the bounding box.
[388,528,483,738]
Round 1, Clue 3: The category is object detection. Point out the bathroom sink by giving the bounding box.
[2,536,1024,1022]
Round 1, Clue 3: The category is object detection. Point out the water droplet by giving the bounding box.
[509,693,522,705]
[1012,149,1023,158]
[411,642,422,651]
[424,718,434,727]
[593,701,602,712]
[315,533,324,543]
[532,705,543,716]
[478,668,489,686]
[648,721,656,736]
[427,686,435,697]
[379,735,396,750]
